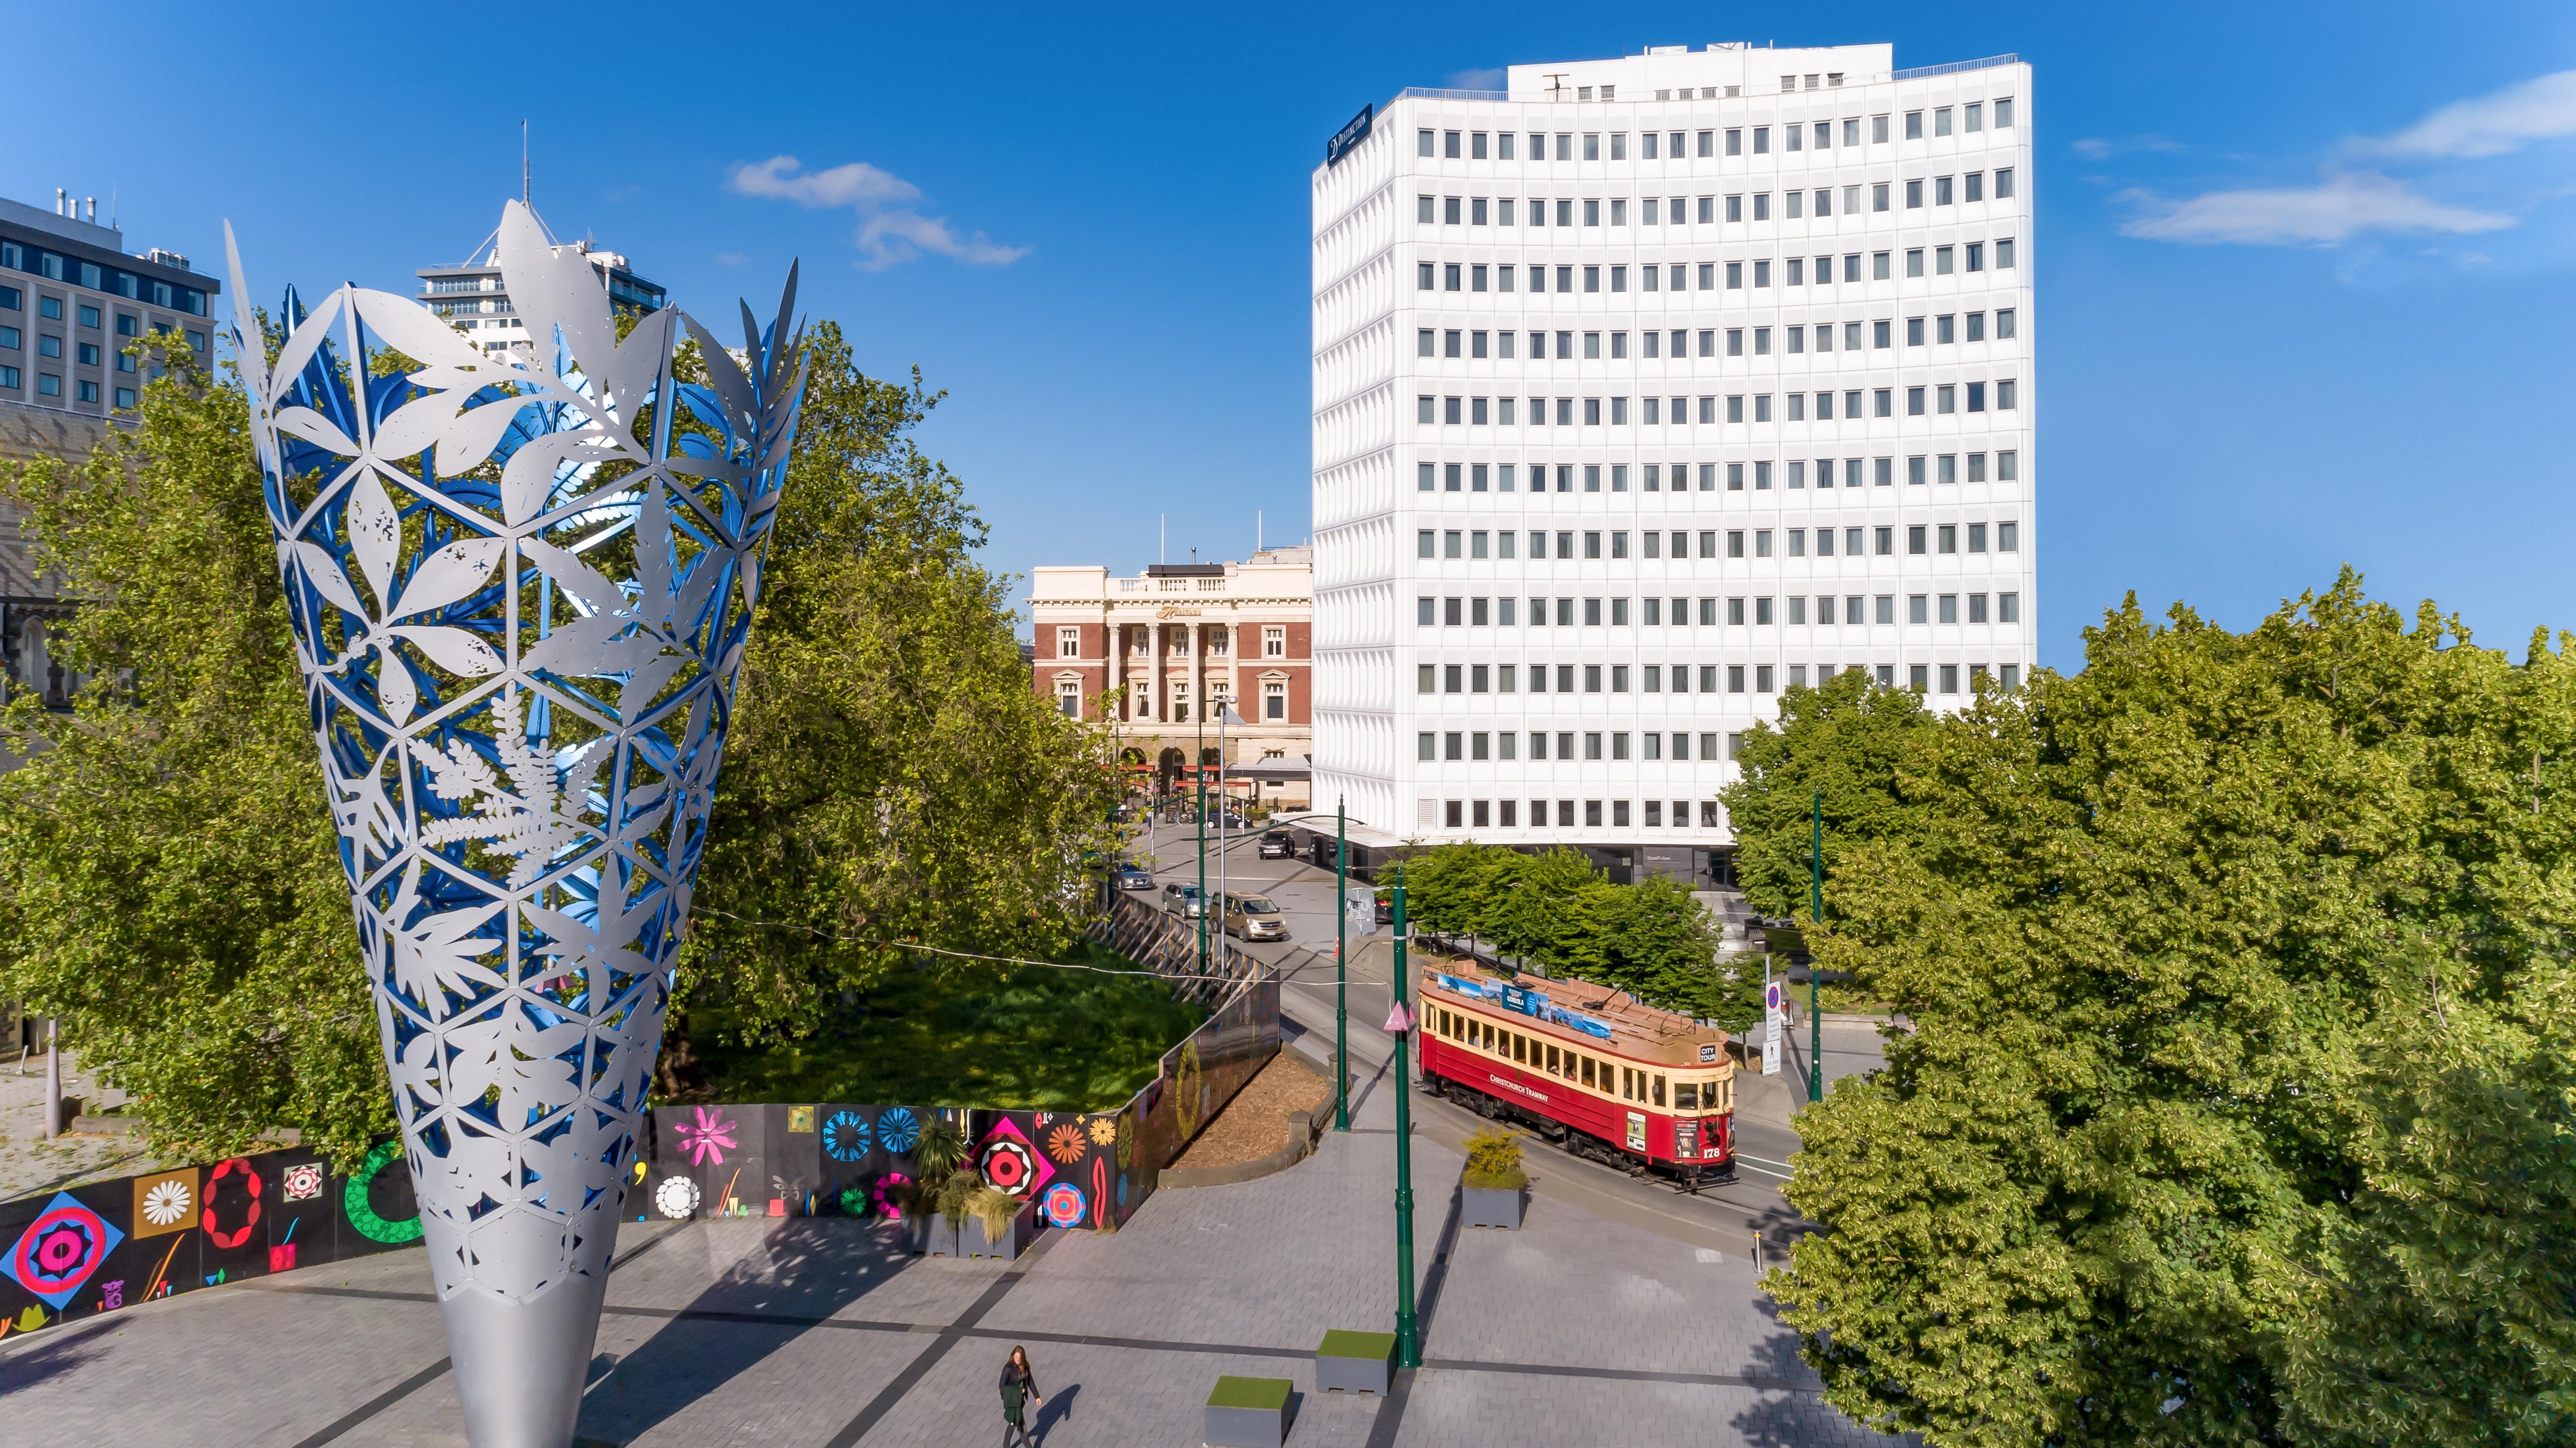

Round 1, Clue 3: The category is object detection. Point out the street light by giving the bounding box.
[1809,791,1824,1104]
[1334,793,1349,1132]
[1388,864,1421,1369]
[1218,704,1247,971]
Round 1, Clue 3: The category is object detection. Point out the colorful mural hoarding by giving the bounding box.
[0,1140,428,1343]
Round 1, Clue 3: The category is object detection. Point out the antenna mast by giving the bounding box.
[521,120,530,205]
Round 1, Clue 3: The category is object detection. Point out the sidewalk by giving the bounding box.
[0,1075,1906,1448]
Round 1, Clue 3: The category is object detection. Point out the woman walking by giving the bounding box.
[999,1345,1042,1447]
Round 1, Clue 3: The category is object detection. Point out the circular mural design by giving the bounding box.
[1038,1181,1087,1229]
[654,1176,701,1220]
[822,1109,873,1163]
[979,1138,1039,1197]
[344,1141,426,1244]
[1,1194,121,1309]
[873,1171,913,1220]
[201,1158,264,1249]
[876,1108,921,1156]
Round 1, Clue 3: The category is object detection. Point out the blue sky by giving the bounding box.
[12,2,2576,667]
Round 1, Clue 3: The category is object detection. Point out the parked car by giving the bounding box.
[1224,893,1288,941]
[1114,861,1155,891]
[1161,883,1209,920]
[1258,830,1292,860]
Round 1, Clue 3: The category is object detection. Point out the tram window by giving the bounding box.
[1581,1056,1596,1088]
[1620,1068,1633,1101]
[1545,1044,1560,1073]
[1512,1033,1526,1064]
[1653,1075,1667,1107]
[1482,1022,1494,1050]
[1675,1081,1698,1110]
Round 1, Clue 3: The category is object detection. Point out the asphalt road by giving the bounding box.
[1123,818,1837,1251]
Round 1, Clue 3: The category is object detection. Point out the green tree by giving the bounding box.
[1394,843,1736,1022]
[674,324,1125,1059]
[1725,666,1935,923]
[0,320,1123,1155]
[0,341,388,1163]
[1728,573,2576,1447]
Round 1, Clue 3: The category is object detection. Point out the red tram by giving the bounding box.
[1417,965,1735,1180]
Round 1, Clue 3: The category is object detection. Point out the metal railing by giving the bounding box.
[1385,53,2019,114]
[1891,53,2020,81]
[1086,887,1266,1007]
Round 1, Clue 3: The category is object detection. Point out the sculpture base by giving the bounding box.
[443,1273,613,1448]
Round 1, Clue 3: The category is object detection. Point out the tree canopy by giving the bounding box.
[1393,843,1754,1028]
[673,325,1124,1057]
[1722,572,2576,1447]
[0,340,383,1161]
[0,321,1119,1159]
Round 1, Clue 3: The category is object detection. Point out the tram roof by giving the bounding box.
[1419,961,1733,1070]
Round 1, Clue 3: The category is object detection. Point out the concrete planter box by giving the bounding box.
[1204,1375,1294,1448]
[1461,1182,1524,1230]
[1315,1329,1396,1395]
[960,1200,1039,1259]
[906,1212,960,1256]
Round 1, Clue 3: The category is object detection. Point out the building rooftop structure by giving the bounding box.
[417,210,665,354]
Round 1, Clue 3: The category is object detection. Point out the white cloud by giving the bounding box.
[1444,67,1505,91]
[729,156,918,207]
[2117,170,2513,246]
[725,154,1027,270]
[2071,134,2184,160]
[2368,69,2576,159]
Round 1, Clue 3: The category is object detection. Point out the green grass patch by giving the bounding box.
[1206,1376,1293,1411]
[1317,1329,1397,1360]
[674,944,1207,1111]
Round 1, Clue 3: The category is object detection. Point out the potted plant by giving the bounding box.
[1460,1126,1527,1229]
[893,1176,951,1255]
[915,1167,985,1256]
[896,1118,970,1253]
[960,1185,1039,1259]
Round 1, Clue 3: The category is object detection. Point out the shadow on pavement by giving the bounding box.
[0,1315,118,1398]
[1031,1380,1080,1443]
[572,1216,919,1442]
[1725,1275,1908,1447]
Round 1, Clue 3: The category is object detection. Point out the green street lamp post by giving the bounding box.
[1809,791,1824,1103]
[1195,707,1207,970]
[1390,869,1421,1368]
[1335,793,1350,1132]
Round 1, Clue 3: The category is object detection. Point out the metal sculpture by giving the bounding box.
[227,202,805,1448]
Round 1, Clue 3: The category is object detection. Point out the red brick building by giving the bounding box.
[1027,547,1313,808]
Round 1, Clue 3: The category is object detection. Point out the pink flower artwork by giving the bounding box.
[675,1107,738,1167]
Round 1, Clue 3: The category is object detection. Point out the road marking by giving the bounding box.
[1737,1154,1797,1175]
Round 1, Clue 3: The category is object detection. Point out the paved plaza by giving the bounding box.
[0,1076,1902,1448]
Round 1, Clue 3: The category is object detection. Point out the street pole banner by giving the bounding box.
[1763,978,1784,1077]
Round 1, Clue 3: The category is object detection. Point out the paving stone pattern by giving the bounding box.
[0,1087,1910,1447]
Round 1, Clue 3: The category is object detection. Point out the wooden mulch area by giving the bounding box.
[1170,1051,1332,1170]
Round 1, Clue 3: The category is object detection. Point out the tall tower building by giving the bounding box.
[1310,44,2034,883]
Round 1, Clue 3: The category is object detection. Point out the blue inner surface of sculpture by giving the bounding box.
[227,200,806,1315]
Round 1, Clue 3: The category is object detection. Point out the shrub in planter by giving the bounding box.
[960,1186,1038,1259]
[919,1167,982,1255]
[1460,1126,1527,1229]
[896,1175,958,1255]
[909,1117,969,1179]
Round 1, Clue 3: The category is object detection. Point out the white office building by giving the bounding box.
[1310,43,2034,883]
